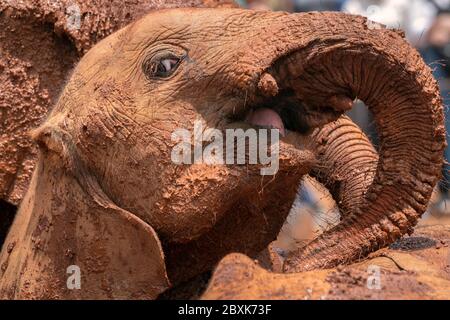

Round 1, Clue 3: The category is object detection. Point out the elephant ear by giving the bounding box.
[69,143,171,299]
[0,181,171,299]
[68,196,171,299]
[73,198,171,299]
[0,126,170,299]
[0,0,237,206]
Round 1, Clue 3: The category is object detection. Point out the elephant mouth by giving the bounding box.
[229,68,352,136]
[242,88,345,136]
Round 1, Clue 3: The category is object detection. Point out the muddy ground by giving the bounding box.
[157,215,450,300]
[202,218,450,300]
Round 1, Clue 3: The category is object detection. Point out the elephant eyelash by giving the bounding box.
[142,53,184,80]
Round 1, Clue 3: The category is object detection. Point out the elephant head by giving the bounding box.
[0,8,445,299]
[0,0,236,205]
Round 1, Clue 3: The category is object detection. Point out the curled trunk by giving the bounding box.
[276,12,446,272]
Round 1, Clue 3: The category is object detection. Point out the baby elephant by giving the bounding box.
[0,8,444,299]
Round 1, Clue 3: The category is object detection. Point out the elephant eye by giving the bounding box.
[143,53,183,79]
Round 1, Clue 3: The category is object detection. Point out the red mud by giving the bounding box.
[202,222,450,300]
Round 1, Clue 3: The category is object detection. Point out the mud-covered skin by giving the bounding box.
[0,0,237,205]
[0,8,445,299]
[0,8,314,298]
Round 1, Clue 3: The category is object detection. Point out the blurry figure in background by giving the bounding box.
[237,0,345,11]
[343,0,439,47]
[426,1,450,215]
[236,0,294,11]
[245,0,272,10]
[293,0,346,11]
[274,176,340,254]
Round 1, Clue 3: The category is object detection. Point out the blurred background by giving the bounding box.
[235,0,450,253]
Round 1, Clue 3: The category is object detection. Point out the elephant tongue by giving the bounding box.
[245,108,285,136]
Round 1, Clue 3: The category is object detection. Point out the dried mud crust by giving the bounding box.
[0,0,237,205]
[0,9,78,205]
[201,223,450,300]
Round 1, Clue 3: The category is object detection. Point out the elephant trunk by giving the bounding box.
[258,12,446,272]
[309,116,378,218]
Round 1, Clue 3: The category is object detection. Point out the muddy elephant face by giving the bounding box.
[36,7,445,269]
[38,8,322,243]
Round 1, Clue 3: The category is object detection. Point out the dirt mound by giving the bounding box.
[202,222,450,299]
